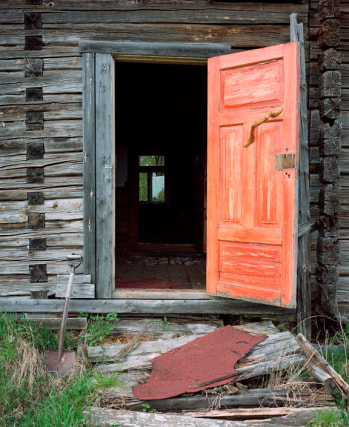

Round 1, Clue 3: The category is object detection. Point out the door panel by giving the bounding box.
[207,43,300,308]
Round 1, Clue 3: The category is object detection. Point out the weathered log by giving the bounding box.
[319,97,341,121]
[318,0,340,24]
[183,407,338,422]
[317,236,340,265]
[20,316,87,330]
[318,19,341,49]
[89,334,204,363]
[319,183,341,215]
[102,388,335,411]
[318,120,342,156]
[114,323,149,361]
[318,48,341,72]
[235,354,305,382]
[316,265,339,285]
[79,344,92,370]
[319,156,340,183]
[311,365,337,394]
[319,71,341,98]
[111,318,223,342]
[85,407,250,427]
[296,333,349,397]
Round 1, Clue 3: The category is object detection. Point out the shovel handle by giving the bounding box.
[57,260,79,363]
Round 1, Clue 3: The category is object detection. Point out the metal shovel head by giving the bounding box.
[45,349,75,378]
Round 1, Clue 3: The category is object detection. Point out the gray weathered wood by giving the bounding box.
[95,53,115,298]
[85,406,331,427]
[20,316,87,330]
[82,52,96,284]
[0,296,297,316]
[296,333,349,397]
[79,41,232,57]
[55,283,95,298]
[105,388,334,411]
[85,407,252,427]
[290,13,312,339]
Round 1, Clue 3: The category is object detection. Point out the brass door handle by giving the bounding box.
[244,107,283,148]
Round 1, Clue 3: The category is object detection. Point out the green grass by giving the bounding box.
[306,409,347,427]
[307,321,349,427]
[0,311,96,426]
[78,312,119,346]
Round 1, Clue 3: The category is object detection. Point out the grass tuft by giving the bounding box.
[0,311,96,426]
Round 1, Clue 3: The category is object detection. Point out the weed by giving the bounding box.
[160,316,170,331]
[0,311,96,426]
[306,409,346,426]
[307,319,349,426]
[141,402,157,413]
[83,313,119,346]
[92,371,124,389]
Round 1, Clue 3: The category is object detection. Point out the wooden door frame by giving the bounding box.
[79,41,231,298]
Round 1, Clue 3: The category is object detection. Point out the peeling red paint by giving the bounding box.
[133,325,265,400]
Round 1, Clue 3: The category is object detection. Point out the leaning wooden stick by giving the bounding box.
[296,333,349,397]
[115,323,149,361]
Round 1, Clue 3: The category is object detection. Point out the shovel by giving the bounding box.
[45,254,82,377]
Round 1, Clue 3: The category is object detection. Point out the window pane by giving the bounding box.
[152,172,165,201]
[139,155,165,167]
[139,172,148,201]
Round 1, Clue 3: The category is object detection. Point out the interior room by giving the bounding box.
[114,60,207,290]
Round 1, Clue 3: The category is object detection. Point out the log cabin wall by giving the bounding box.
[0,0,344,317]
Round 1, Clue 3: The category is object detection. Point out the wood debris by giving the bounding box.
[82,318,338,425]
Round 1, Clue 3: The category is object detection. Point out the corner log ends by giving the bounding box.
[316,0,341,319]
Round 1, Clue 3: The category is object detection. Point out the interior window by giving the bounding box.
[139,155,165,203]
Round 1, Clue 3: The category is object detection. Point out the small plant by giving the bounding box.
[141,402,157,413]
[160,316,170,331]
[84,312,119,346]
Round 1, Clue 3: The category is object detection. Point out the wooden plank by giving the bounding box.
[184,407,337,421]
[79,40,231,57]
[21,317,87,330]
[95,53,115,298]
[0,154,82,179]
[290,14,312,339]
[0,120,82,140]
[107,388,334,411]
[0,296,297,315]
[86,407,252,427]
[82,52,96,283]
[55,283,95,298]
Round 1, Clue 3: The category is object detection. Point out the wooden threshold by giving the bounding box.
[0,294,296,317]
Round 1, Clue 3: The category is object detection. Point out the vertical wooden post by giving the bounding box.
[316,0,341,320]
[290,14,312,338]
[83,52,96,286]
[95,53,115,298]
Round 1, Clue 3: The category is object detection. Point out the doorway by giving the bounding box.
[114,61,207,289]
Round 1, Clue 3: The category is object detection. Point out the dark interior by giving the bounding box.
[115,61,207,251]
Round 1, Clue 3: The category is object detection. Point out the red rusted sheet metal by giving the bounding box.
[133,325,265,400]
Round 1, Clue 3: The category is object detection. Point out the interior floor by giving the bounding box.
[115,253,206,290]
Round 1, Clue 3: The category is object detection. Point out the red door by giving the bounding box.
[207,43,300,308]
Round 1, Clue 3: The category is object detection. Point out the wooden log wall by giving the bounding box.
[0,0,341,316]
[337,1,349,319]
[315,0,341,318]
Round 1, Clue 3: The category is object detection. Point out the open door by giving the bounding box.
[207,43,300,308]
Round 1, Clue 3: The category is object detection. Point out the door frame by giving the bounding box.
[79,40,231,298]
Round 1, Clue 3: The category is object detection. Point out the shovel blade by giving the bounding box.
[45,349,75,378]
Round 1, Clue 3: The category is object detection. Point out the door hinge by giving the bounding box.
[274,153,296,171]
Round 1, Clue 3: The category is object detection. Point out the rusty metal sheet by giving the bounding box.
[133,325,265,400]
